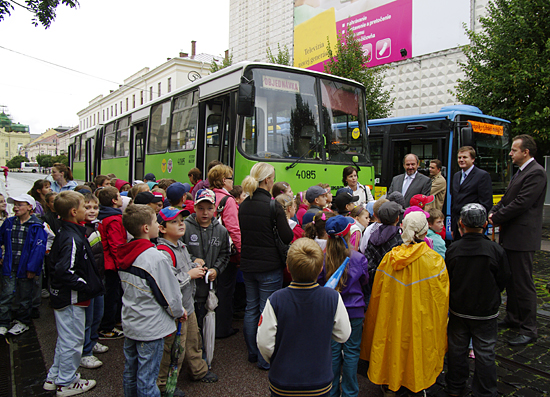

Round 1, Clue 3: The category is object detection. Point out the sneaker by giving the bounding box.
[98,328,124,340]
[93,342,109,354]
[0,326,7,336]
[44,374,80,391]
[80,355,103,369]
[8,320,29,336]
[56,379,96,396]
[41,289,50,299]
[199,371,218,383]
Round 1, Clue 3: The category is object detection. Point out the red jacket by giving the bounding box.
[98,206,126,271]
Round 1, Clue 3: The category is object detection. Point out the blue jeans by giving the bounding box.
[83,296,104,356]
[243,269,283,369]
[0,272,34,327]
[123,337,164,397]
[46,305,86,386]
[331,317,363,397]
[446,313,498,397]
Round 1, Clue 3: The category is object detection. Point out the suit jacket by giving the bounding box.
[490,160,547,251]
[451,166,493,235]
[388,172,432,207]
[430,173,447,211]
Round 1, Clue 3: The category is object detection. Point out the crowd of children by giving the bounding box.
[0,164,510,397]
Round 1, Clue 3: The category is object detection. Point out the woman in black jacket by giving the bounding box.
[238,162,293,370]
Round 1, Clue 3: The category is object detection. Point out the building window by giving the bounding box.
[5,151,8,157]
[115,104,117,117]
[111,106,113,118]
[158,82,161,97]
[140,91,144,105]
[168,77,172,93]
[150,86,153,101]
[93,114,96,125]
[103,110,105,121]
[120,101,123,114]
[126,98,129,112]
[133,94,136,109]
[5,142,8,147]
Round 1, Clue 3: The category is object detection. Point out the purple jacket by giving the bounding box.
[191,179,210,200]
[320,250,369,319]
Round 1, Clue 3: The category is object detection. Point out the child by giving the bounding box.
[359,198,388,254]
[111,178,131,192]
[166,182,192,208]
[117,204,185,397]
[134,191,164,214]
[445,203,510,397]
[0,193,8,227]
[229,185,246,205]
[97,186,126,340]
[156,206,217,394]
[80,193,109,369]
[318,183,333,210]
[320,216,369,397]
[333,189,359,216]
[94,175,111,189]
[43,191,103,395]
[295,191,309,226]
[257,238,351,397]
[28,179,52,217]
[128,183,150,201]
[427,208,447,259]
[272,181,293,199]
[409,194,434,211]
[349,206,370,251]
[0,194,48,337]
[183,189,230,342]
[182,192,196,215]
[303,210,336,252]
[302,185,330,225]
[276,193,303,242]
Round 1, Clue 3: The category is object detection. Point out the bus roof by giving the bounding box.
[368,105,510,126]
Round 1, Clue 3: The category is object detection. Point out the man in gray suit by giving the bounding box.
[388,154,432,207]
[489,134,547,346]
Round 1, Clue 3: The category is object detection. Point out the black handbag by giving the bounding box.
[270,199,290,265]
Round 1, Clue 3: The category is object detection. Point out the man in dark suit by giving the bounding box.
[489,134,547,345]
[387,153,431,207]
[451,146,493,241]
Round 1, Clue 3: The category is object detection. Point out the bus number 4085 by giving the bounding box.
[296,170,316,179]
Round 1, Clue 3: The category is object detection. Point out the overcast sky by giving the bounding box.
[0,0,229,135]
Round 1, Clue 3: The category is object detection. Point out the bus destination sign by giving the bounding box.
[468,120,504,136]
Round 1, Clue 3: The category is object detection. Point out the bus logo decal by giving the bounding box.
[167,159,173,173]
[161,159,167,173]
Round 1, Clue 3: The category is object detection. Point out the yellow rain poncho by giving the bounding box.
[360,241,449,393]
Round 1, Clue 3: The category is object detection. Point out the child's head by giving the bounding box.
[325,216,353,291]
[157,207,190,239]
[275,194,295,219]
[112,178,131,192]
[166,182,191,207]
[372,198,389,222]
[428,208,445,234]
[295,191,308,209]
[94,175,111,188]
[188,168,202,185]
[459,203,487,235]
[98,186,123,208]
[350,206,369,229]
[8,194,36,220]
[229,185,246,205]
[333,190,359,215]
[378,201,403,226]
[54,191,85,222]
[29,179,51,203]
[303,210,336,240]
[318,183,332,204]
[194,188,216,227]
[286,238,324,282]
[134,191,164,214]
[306,185,329,208]
[0,193,6,215]
[74,184,92,194]
[45,192,57,212]
[409,194,435,211]
[152,187,166,200]
[83,193,99,222]
[129,183,150,199]
[272,181,293,199]
[144,173,157,183]
[157,178,177,191]
[123,204,158,239]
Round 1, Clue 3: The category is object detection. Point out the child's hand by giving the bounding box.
[207,268,218,281]
[179,309,188,322]
[27,271,35,279]
[194,258,205,266]
[188,267,205,279]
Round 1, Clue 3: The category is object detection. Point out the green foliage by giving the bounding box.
[0,0,79,28]
[324,28,394,119]
[210,52,233,73]
[6,155,29,169]
[455,0,550,156]
[266,44,291,66]
[51,154,68,166]
[36,154,53,168]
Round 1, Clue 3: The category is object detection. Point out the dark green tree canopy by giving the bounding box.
[0,0,78,28]
[455,0,550,155]
[36,154,53,167]
[51,154,68,166]
[6,155,29,169]
[324,28,394,120]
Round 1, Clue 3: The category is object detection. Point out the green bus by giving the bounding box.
[69,62,374,194]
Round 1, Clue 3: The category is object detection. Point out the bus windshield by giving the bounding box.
[239,68,369,164]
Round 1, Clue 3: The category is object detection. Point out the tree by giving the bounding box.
[6,155,29,169]
[266,44,291,66]
[324,28,394,119]
[51,154,68,166]
[36,154,53,167]
[210,52,233,73]
[455,0,550,157]
[0,0,79,28]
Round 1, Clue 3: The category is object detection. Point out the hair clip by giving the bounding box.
[321,213,326,221]
[341,236,348,249]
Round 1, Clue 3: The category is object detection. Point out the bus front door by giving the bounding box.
[130,122,146,182]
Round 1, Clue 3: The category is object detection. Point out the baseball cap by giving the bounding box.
[460,203,487,228]
[306,186,329,203]
[8,194,36,210]
[378,201,404,225]
[166,182,191,203]
[195,188,216,205]
[325,215,355,237]
[144,173,157,182]
[157,206,190,224]
[409,194,435,209]
[387,191,406,209]
[403,205,430,219]
[336,187,353,197]
[134,191,163,205]
[333,191,359,213]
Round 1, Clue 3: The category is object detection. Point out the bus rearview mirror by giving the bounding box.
[461,126,474,147]
[237,82,255,117]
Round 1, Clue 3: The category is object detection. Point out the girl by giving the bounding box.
[272,181,293,199]
[0,193,8,227]
[303,210,336,252]
[349,206,370,251]
[321,215,369,397]
[28,179,52,217]
[50,163,77,192]
[276,193,304,243]
[295,191,309,226]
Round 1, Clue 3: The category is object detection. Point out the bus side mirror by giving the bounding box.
[237,81,255,117]
[461,126,474,147]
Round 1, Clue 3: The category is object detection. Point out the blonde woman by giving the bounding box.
[238,162,293,370]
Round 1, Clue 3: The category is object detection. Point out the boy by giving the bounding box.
[302,185,330,225]
[445,203,510,397]
[97,186,126,340]
[117,204,185,397]
[134,191,164,214]
[183,189,230,339]
[257,238,351,397]
[333,189,360,216]
[80,193,108,369]
[44,191,104,395]
[166,182,192,208]
[427,208,447,259]
[94,175,111,189]
[156,206,217,395]
[0,194,48,336]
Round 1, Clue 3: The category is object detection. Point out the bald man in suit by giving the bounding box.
[489,134,547,346]
[387,154,432,207]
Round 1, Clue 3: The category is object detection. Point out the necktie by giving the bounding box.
[460,171,466,185]
[402,175,412,195]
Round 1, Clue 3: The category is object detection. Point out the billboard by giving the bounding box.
[294,0,413,71]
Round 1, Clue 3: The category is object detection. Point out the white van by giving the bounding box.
[20,162,40,173]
